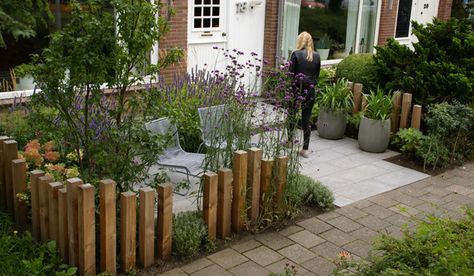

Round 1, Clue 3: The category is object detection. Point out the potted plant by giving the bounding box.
[316,78,353,139]
[315,34,331,61]
[358,88,392,153]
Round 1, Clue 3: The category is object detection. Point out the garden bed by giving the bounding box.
[384,154,455,176]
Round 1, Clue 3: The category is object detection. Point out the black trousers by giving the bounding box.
[288,86,316,150]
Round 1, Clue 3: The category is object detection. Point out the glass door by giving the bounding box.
[357,0,379,53]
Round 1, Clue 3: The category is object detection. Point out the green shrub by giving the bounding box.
[391,128,426,156]
[172,211,208,258]
[0,211,76,275]
[287,174,334,210]
[335,209,474,275]
[374,18,474,106]
[335,53,378,93]
[0,110,35,148]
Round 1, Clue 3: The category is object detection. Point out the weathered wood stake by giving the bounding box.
[217,168,232,238]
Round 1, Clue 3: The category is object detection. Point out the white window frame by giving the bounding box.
[191,0,222,32]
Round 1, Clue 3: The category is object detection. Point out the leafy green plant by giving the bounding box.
[0,211,76,275]
[363,88,392,120]
[269,263,297,276]
[374,18,474,106]
[172,211,208,258]
[316,78,353,112]
[391,128,426,156]
[0,110,34,148]
[335,53,378,93]
[334,209,474,275]
[286,174,334,211]
[347,112,362,129]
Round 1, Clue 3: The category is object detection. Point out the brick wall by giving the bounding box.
[159,1,188,81]
[437,0,453,20]
[377,0,400,45]
[263,1,280,68]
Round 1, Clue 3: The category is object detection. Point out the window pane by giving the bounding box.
[195,0,202,4]
[358,0,379,53]
[212,18,220,28]
[204,7,211,16]
[194,18,202,28]
[212,7,220,16]
[396,0,413,37]
[297,0,362,60]
[195,7,202,16]
[213,0,220,4]
[203,18,211,28]
[204,0,211,4]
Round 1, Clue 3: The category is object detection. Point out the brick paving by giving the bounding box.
[163,164,474,276]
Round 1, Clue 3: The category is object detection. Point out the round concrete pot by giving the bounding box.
[317,108,347,140]
[317,48,330,60]
[358,116,391,153]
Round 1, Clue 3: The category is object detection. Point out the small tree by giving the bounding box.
[24,0,183,191]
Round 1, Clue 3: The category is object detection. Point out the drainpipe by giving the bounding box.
[275,0,285,68]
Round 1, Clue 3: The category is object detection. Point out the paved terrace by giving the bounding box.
[162,163,474,276]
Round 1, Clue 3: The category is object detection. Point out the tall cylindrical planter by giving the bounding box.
[358,117,391,153]
[317,108,347,140]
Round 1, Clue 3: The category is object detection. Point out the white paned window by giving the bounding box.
[193,0,221,30]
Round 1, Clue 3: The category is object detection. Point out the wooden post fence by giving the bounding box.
[232,150,247,232]
[203,172,217,240]
[411,105,422,130]
[400,93,412,129]
[260,159,273,209]
[58,188,69,262]
[353,83,363,113]
[157,184,172,260]
[120,191,136,272]
[48,182,63,242]
[217,168,232,238]
[67,177,83,266]
[38,175,53,242]
[12,159,27,230]
[247,148,262,223]
[4,140,18,213]
[30,170,44,240]
[78,184,95,276]
[139,187,155,268]
[99,179,116,275]
[275,156,288,205]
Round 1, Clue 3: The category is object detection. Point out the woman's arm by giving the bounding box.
[288,52,297,74]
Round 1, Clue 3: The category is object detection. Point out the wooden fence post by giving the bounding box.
[12,159,27,230]
[217,168,232,238]
[67,177,83,266]
[78,184,95,276]
[0,136,10,210]
[30,170,44,240]
[100,179,116,275]
[203,172,217,240]
[157,184,172,260]
[400,93,412,129]
[247,148,262,224]
[411,105,422,130]
[139,187,155,268]
[275,156,288,205]
[347,81,354,92]
[353,83,363,113]
[232,150,247,232]
[121,191,136,272]
[58,188,69,262]
[391,91,403,133]
[260,159,273,209]
[38,175,53,242]
[361,94,368,112]
[4,140,18,213]
[48,182,63,242]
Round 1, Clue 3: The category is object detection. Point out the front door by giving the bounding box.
[187,0,228,73]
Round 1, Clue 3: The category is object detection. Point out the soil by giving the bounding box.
[383,153,455,176]
[136,205,331,275]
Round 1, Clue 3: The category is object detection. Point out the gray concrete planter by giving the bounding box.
[358,116,391,153]
[317,107,347,140]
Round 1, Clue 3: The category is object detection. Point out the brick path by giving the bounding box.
[162,163,474,276]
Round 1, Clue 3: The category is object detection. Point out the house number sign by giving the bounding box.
[236,1,263,13]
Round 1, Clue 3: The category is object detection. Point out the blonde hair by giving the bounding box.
[295,32,314,62]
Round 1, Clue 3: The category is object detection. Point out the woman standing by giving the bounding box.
[288,31,321,158]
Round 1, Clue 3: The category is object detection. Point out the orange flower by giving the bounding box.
[44,151,60,163]
[45,163,65,173]
[43,141,57,152]
[24,148,43,166]
[25,139,41,151]
[337,251,351,259]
